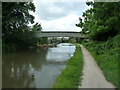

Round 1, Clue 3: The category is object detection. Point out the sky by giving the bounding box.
[29,1,91,32]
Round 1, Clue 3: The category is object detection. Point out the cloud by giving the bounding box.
[30,1,91,32]
[40,14,82,32]
[33,2,90,20]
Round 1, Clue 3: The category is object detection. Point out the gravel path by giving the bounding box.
[79,45,115,88]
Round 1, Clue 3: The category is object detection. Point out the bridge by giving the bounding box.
[36,31,88,38]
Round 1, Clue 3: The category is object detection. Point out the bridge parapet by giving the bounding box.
[35,31,88,38]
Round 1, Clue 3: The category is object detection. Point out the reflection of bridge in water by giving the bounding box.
[36,31,88,38]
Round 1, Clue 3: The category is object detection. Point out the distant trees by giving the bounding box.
[32,23,42,31]
[2,2,42,51]
[76,2,120,41]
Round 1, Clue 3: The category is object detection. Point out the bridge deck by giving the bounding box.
[36,31,88,38]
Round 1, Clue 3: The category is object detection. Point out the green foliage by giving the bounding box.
[2,2,42,51]
[53,46,83,88]
[2,2,35,31]
[32,23,42,31]
[38,37,48,44]
[76,2,120,41]
[84,35,119,88]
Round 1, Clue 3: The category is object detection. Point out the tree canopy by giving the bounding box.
[2,2,42,51]
[76,2,120,41]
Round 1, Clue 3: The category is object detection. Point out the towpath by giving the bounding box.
[79,45,115,88]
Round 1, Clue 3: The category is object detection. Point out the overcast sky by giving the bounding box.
[29,1,91,32]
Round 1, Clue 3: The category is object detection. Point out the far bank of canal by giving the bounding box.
[2,43,76,88]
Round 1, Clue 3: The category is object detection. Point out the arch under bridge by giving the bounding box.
[36,31,88,38]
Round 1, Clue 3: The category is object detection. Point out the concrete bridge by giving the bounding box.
[36,31,88,38]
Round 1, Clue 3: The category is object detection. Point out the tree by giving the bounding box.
[2,2,41,50]
[76,2,120,41]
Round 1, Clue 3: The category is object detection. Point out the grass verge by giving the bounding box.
[52,46,83,88]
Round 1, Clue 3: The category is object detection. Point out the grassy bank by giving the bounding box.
[52,46,83,88]
[84,35,119,88]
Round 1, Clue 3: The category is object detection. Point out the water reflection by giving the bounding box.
[2,43,76,88]
[3,49,47,88]
[46,43,75,62]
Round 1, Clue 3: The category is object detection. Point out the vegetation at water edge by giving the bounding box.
[52,46,83,88]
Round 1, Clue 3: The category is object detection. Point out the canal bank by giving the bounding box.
[53,45,84,88]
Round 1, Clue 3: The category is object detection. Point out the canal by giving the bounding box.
[2,43,76,88]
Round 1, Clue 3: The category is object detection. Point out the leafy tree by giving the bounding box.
[2,2,43,51]
[76,2,120,41]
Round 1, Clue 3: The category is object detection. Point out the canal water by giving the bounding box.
[2,43,76,88]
